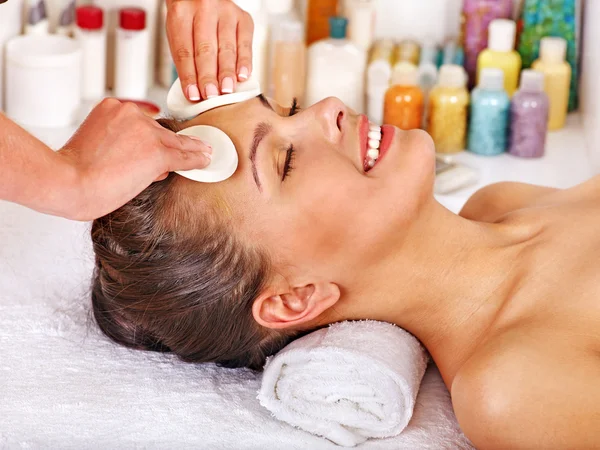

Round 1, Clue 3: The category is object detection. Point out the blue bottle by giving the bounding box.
[468,68,510,156]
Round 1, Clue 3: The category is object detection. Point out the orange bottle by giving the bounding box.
[305,0,339,46]
[383,62,424,130]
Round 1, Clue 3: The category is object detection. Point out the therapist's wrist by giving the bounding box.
[51,149,87,221]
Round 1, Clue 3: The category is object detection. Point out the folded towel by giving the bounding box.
[258,320,430,447]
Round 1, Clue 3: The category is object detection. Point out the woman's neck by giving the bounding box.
[336,199,535,388]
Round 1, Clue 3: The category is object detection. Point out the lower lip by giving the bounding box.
[375,125,395,167]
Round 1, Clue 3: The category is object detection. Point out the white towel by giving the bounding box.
[258,320,430,447]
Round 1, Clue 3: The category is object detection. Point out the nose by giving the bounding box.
[311,97,347,143]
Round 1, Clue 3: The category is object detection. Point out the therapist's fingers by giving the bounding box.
[166,1,200,101]
[236,11,254,82]
[217,6,238,94]
[194,4,219,99]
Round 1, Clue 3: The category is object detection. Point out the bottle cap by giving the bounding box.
[76,5,103,30]
[391,61,418,86]
[438,64,467,88]
[488,19,516,52]
[329,16,348,39]
[119,7,145,31]
[272,18,303,43]
[264,0,293,15]
[478,68,504,90]
[540,36,567,63]
[519,69,545,92]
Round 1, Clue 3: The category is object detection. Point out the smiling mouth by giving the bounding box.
[364,122,383,172]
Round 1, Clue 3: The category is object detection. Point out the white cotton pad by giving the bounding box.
[167,76,262,120]
[176,125,238,183]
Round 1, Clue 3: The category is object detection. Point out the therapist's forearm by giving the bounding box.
[0,113,77,217]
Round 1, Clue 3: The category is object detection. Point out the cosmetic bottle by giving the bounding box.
[344,0,376,51]
[384,62,424,130]
[56,0,75,36]
[427,64,469,154]
[234,0,268,90]
[271,18,306,106]
[477,19,521,96]
[304,0,338,46]
[114,7,149,99]
[508,70,549,158]
[305,16,366,113]
[468,68,509,156]
[531,37,571,131]
[0,0,24,111]
[366,39,394,124]
[75,6,106,101]
[517,0,578,110]
[462,0,513,88]
[394,39,420,66]
[25,0,50,34]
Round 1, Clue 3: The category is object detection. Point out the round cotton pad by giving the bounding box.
[176,125,238,183]
[167,77,261,120]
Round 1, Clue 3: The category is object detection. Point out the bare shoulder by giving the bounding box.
[451,327,600,450]
[459,182,559,223]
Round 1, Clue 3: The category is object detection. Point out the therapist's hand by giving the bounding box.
[166,0,254,101]
[57,98,212,221]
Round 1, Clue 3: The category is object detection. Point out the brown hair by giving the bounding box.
[90,119,296,370]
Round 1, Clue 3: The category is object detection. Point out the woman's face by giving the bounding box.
[177,96,436,285]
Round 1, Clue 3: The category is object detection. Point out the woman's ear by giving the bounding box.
[252,281,341,330]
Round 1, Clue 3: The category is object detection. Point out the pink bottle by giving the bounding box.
[508,70,549,158]
[461,0,513,88]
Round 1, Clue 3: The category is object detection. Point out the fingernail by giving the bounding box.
[221,77,234,94]
[188,135,212,151]
[202,151,212,161]
[238,67,249,80]
[187,84,201,101]
[205,83,219,98]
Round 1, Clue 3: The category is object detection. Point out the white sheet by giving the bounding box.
[0,201,474,449]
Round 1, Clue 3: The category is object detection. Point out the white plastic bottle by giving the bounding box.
[114,7,149,99]
[234,0,268,90]
[25,0,50,34]
[0,0,24,111]
[75,6,106,101]
[344,0,377,51]
[366,39,394,124]
[306,17,367,113]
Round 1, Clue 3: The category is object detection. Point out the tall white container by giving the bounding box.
[92,0,158,90]
[75,5,107,101]
[0,0,24,111]
[344,0,377,51]
[114,7,149,99]
[234,0,268,90]
[305,17,367,113]
[6,34,82,127]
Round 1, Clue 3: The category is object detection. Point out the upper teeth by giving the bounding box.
[366,124,382,167]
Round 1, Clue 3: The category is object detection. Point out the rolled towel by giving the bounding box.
[258,320,429,447]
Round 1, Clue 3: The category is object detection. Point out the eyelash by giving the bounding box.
[282,98,299,181]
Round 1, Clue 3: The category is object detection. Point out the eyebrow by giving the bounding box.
[249,95,275,191]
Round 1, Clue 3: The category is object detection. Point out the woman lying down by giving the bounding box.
[91,94,600,449]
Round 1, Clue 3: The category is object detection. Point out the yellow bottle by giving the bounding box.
[532,37,571,130]
[428,64,470,154]
[476,19,522,96]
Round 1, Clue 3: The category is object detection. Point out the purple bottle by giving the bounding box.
[508,70,549,158]
[461,0,513,88]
